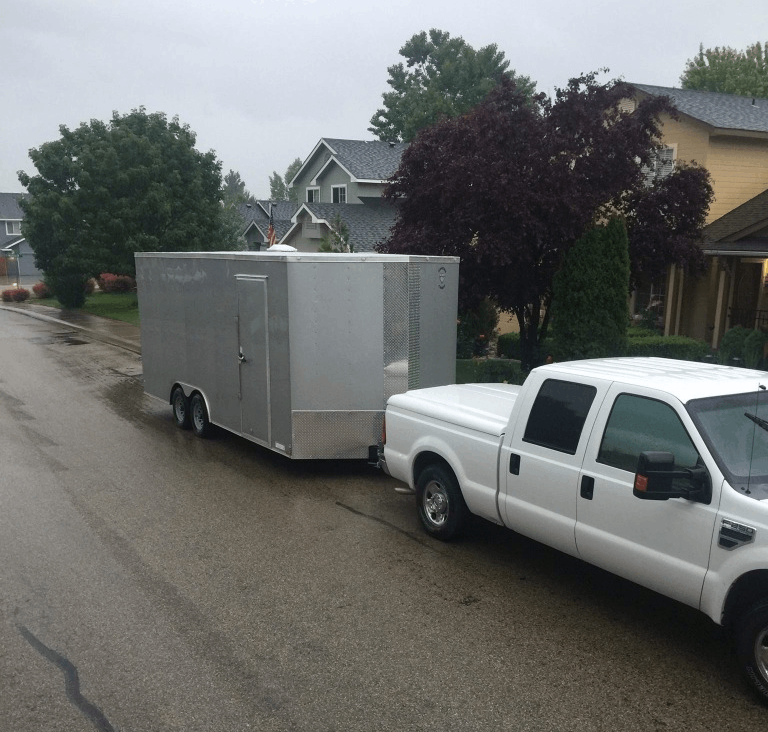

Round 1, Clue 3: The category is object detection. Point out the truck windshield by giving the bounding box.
[687,391,768,500]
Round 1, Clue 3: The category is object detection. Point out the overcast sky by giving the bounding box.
[4,0,764,199]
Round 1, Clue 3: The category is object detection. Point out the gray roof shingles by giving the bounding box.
[630,83,768,134]
[302,200,397,252]
[320,138,408,181]
[704,189,768,242]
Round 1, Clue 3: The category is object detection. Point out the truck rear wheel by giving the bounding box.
[416,463,469,541]
[171,387,191,429]
[735,599,768,702]
[190,393,213,438]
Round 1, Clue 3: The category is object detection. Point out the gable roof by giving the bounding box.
[702,188,768,256]
[289,138,407,188]
[283,200,398,252]
[0,192,25,220]
[238,200,297,243]
[629,83,768,135]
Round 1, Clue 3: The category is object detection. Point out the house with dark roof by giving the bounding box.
[235,138,405,254]
[0,192,42,287]
[238,200,296,250]
[277,138,406,252]
[627,84,768,347]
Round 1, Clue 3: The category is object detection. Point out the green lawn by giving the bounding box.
[34,291,140,326]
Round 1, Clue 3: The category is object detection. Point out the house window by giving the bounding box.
[306,187,320,203]
[643,145,676,186]
[6,221,21,236]
[332,185,347,204]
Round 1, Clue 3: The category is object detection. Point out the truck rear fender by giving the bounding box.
[410,436,505,526]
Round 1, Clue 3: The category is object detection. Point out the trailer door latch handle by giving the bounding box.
[238,349,247,364]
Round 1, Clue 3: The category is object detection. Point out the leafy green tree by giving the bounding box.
[318,214,352,252]
[369,28,536,142]
[550,219,630,361]
[19,108,231,307]
[378,74,712,370]
[223,169,254,207]
[269,171,288,201]
[269,157,303,202]
[681,41,768,97]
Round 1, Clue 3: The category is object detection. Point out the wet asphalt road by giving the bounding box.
[1,307,767,731]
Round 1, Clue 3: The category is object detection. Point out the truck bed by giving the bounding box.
[387,383,521,436]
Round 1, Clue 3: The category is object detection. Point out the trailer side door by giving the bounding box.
[236,275,271,446]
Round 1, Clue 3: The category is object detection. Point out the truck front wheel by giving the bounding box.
[190,393,213,438]
[735,600,768,702]
[416,463,469,541]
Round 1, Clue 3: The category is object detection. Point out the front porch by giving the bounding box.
[660,189,768,349]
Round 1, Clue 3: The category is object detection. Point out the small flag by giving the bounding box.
[267,204,277,248]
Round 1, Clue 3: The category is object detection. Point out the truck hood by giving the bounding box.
[388,383,520,436]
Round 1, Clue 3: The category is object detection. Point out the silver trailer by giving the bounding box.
[135,251,459,459]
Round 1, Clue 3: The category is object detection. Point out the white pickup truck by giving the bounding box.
[381,357,768,701]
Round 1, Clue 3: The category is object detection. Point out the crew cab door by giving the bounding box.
[575,384,719,608]
[500,374,610,557]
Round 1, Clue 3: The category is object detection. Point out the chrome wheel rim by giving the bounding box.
[756,626,768,680]
[423,480,449,527]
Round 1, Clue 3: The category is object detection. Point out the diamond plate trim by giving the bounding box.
[292,410,383,459]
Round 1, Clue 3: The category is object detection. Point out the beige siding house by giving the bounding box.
[629,84,768,347]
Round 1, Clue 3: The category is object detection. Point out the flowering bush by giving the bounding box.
[98,273,136,293]
[1,288,30,302]
[33,282,51,298]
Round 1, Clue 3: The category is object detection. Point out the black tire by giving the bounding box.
[735,599,768,703]
[416,463,469,541]
[171,387,191,429]
[190,393,213,438]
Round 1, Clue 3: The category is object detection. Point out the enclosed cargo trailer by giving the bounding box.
[135,251,459,459]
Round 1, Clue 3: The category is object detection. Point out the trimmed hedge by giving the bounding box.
[717,326,751,365]
[497,332,520,359]
[1,288,30,303]
[625,335,710,361]
[498,332,552,360]
[32,282,50,298]
[98,273,136,293]
[456,358,525,385]
[744,329,768,370]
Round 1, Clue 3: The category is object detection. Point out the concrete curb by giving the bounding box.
[0,304,142,355]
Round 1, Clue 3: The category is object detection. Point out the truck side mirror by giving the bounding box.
[634,451,677,500]
[633,451,711,503]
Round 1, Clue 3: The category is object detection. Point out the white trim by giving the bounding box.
[287,138,338,190]
[332,184,347,204]
[306,186,320,203]
[311,156,356,185]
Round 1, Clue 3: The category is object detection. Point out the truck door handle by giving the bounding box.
[238,349,246,364]
[580,475,595,500]
[509,453,520,475]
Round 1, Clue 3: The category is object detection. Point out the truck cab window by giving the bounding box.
[523,379,597,455]
[598,394,699,473]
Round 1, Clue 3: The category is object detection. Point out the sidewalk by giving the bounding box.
[0,301,141,354]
